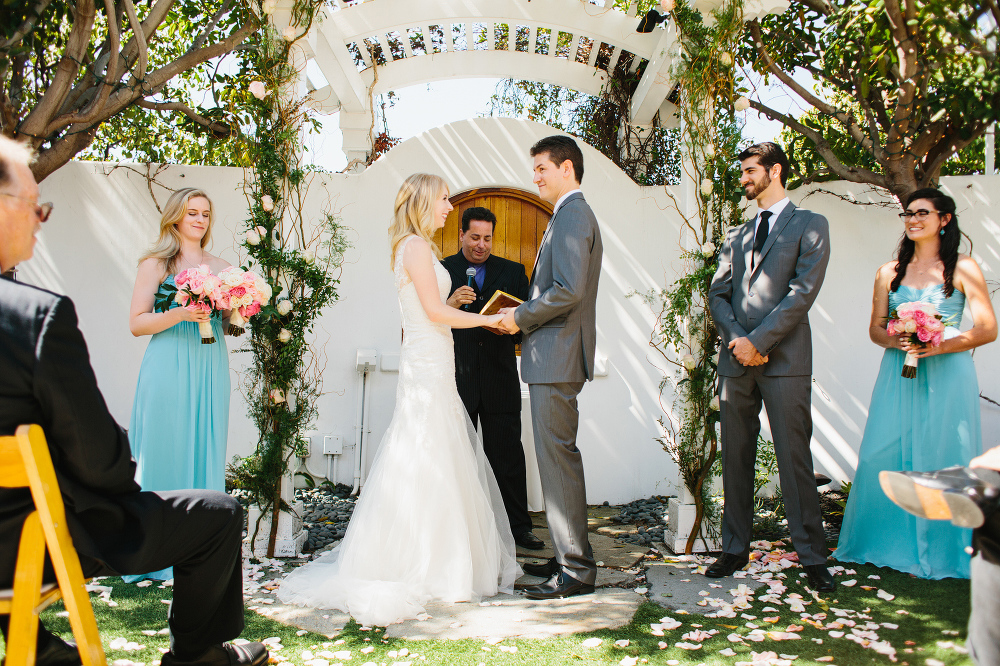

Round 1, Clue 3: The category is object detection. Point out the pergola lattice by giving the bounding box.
[274,0,788,169]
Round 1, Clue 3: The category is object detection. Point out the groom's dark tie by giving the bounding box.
[752,210,772,270]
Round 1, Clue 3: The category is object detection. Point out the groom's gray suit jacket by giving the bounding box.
[516,192,602,383]
[709,202,830,376]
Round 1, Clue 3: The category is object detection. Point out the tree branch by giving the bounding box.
[191,0,233,53]
[790,0,833,16]
[136,99,232,136]
[121,0,150,90]
[59,0,121,127]
[17,0,97,143]
[750,99,889,188]
[749,20,877,158]
[0,0,55,51]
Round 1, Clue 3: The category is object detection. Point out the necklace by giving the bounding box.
[178,250,205,271]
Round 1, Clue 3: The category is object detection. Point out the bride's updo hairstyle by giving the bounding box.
[890,187,960,298]
[139,187,215,274]
[389,173,447,268]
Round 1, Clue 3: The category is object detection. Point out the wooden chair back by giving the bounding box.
[0,424,106,666]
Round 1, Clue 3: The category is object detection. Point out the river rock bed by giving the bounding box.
[610,496,669,546]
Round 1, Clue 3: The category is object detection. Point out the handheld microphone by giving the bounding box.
[463,267,476,311]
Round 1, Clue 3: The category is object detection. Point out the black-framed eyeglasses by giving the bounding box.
[0,193,52,222]
[898,209,937,221]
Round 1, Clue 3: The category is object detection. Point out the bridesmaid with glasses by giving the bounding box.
[834,187,997,579]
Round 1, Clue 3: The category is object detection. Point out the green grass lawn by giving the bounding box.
[1,557,974,666]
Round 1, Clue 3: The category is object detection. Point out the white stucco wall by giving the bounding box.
[18,117,1000,503]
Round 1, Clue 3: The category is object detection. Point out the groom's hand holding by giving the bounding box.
[498,307,520,334]
[730,337,768,366]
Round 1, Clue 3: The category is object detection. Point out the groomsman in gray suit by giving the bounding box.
[499,135,602,599]
[707,142,835,591]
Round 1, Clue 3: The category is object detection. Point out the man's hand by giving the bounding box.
[971,445,1000,472]
[498,307,520,334]
[729,337,768,366]
[447,285,476,309]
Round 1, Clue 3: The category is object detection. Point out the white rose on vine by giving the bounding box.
[734,96,751,112]
[719,52,734,67]
[700,179,714,197]
[660,0,675,11]
[278,328,292,343]
[704,143,716,159]
[301,251,315,264]
[261,195,274,212]
[270,388,286,404]
[246,230,261,246]
[682,354,697,371]
[261,0,277,15]
[701,241,716,257]
[709,396,721,411]
[276,300,293,316]
[282,26,297,41]
[248,81,266,100]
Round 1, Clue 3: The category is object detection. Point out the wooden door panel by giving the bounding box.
[440,187,552,280]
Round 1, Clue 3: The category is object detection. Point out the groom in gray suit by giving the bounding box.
[499,135,602,599]
[707,142,835,591]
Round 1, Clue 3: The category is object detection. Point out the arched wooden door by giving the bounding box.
[434,187,554,278]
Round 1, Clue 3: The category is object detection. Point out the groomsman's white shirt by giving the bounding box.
[754,196,791,235]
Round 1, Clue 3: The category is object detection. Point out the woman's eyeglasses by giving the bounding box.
[898,209,937,221]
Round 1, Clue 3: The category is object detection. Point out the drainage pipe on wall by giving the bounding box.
[351,349,377,496]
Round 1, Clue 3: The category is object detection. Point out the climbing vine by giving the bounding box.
[643,0,749,553]
[226,0,350,558]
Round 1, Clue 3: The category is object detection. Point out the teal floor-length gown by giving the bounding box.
[124,275,231,582]
[834,283,982,579]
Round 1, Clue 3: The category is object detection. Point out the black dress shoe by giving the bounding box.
[880,467,1000,529]
[162,643,269,666]
[523,571,595,600]
[704,553,749,578]
[514,531,545,550]
[522,557,559,578]
[803,564,835,592]
[3,632,82,666]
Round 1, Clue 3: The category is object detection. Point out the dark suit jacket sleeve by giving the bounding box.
[746,213,831,355]
[515,203,595,330]
[33,297,139,495]
[513,263,529,301]
[708,225,749,345]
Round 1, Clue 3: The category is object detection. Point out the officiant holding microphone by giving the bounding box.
[442,206,540,550]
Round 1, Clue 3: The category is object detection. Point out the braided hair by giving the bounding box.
[890,188,960,298]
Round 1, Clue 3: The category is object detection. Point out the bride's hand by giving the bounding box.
[486,313,505,330]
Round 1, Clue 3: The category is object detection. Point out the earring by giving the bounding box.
[940,228,945,236]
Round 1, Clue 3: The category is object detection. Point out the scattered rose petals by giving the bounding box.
[615,639,630,647]
[877,589,895,601]
[840,580,857,587]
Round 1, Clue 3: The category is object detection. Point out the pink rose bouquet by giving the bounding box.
[174,265,226,344]
[218,266,272,336]
[886,301,947,378]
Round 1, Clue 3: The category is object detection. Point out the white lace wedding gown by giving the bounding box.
[277,236,520,626]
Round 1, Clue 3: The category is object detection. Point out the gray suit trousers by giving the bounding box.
[719,369,827,565]
[528,381,597,585]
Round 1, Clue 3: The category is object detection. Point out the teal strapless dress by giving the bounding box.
[833,284,982,579]
[124,275,231,582]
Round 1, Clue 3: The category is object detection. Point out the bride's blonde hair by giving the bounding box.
[139,188,214,274]
[388,173,447,268]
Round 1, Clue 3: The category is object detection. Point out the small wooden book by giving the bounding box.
[479,290,524,335]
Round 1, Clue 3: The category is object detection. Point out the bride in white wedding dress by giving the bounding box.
[277,174,521,626]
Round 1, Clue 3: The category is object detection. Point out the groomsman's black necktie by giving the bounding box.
[752,210,772,270]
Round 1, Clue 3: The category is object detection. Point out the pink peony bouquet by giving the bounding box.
[217,266,272,336]
[887,301,947,378]
[174,265,226,344]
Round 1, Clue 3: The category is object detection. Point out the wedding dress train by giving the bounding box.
[277,236,520,625]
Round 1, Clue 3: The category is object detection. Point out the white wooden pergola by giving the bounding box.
[273,0,789,170]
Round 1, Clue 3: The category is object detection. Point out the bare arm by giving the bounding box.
[403,239,502,329]
[128,258,209,337]
[905,255,998,358]
[869,262,906,350]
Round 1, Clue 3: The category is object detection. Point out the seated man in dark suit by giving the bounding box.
[0,135,267,666]
[441,207,541,550]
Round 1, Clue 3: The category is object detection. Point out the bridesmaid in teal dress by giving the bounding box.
[125,188,233,582]
[835,188,997,579]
